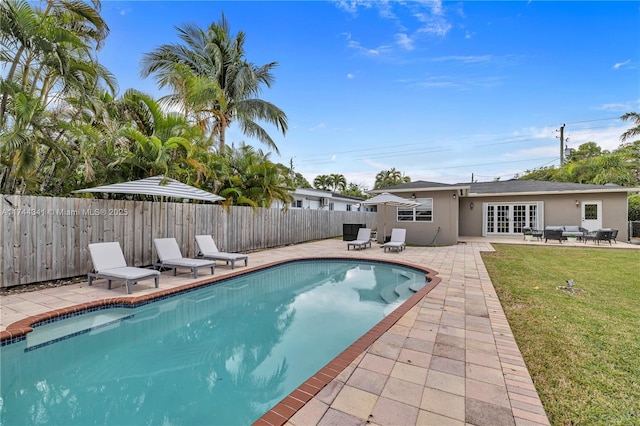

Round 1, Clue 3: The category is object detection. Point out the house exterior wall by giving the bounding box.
[377,190,460,246]
[458,192,630,240]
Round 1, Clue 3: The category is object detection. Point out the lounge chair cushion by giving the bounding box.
[89,242,128,271]
[195,235,248,267]
[95,266,160,280]
[347,228,372,250]
[154,238,216,278]
[383,228,406,252]
[154,238,184,262]
[88,242,160,294]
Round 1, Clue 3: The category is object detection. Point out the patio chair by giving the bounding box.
[88,242,160,294]
[522,227,543,241]
[347,228,372,250]
[195,235,248,269]
[583,229,613,245]
[600,228,618,243]
[153,238,215,278]
[382,228,406,253]
[544,227,564,243]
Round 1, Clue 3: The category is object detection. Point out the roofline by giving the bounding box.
[369,185,471,195]
[467,187,640,197]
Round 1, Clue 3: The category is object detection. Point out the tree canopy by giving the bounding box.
[0,4,295,208]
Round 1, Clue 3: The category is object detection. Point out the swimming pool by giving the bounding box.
[0,260,429,425]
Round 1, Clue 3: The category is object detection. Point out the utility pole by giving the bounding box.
[557,124,566,166]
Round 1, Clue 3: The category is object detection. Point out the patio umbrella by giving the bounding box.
[73,175,224,237]
[361,192,420,242]
[73,176,224,203]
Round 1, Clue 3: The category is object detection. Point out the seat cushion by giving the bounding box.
[201,252,247,261]
[163,258,215,268]
[100,267,159,280]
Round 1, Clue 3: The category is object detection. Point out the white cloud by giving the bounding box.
[597,99,640,112]
[395,33,414,50]
[429,55,493,64]
[416,76,461,89]
[333,0,372,14]
[310,123,327,131]
[613,59,631,69]
[343,33,388,56]
[331,155,336,161]
[465,30,474,39]
[346,73,355,79]
[338,0,454,58]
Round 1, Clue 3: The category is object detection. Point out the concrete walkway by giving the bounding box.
[0,238,562,425]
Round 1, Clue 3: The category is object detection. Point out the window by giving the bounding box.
[291,199,302,208]
[397,198,433,222]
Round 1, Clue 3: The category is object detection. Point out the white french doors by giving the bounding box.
[483,202,543,236]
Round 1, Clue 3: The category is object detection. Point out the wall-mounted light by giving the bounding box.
[470,202,474,210]
[411,193,416,200]
[575,200,580,207]
[452,193,457,199]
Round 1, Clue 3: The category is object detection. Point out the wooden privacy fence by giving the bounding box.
[1,195,376,287]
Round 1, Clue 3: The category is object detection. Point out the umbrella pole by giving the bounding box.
[383,204,387,244]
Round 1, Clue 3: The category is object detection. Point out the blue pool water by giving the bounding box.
[0,260,426,425]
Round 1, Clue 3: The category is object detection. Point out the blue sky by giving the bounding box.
[97,1,640,188]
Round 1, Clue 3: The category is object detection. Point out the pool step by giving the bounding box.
[409,281,427,292]
[394,282,415,299]
[380,285,399,304]
[26,309,133,350]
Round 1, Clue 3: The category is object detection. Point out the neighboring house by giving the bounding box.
[370,180,640,246]
[272,188,365,212]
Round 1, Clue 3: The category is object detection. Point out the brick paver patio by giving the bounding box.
[5,237,614,425]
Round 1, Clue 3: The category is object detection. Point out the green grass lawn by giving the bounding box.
[481,245,640,426]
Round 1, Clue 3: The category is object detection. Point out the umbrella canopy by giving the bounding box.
[361,192,421,242]
[73,176,224,203]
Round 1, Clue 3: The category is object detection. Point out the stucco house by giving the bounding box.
[370,180,640,246]
[272,188,365,212]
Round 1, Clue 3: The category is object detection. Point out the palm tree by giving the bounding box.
[374,168,410,189]
[329,173,347,192]
[140,13,287,153]
[0,0,111,193]
[212,143,294,209]
[620,112,640,143]
[110,89,203,179]
[313,174,331,190]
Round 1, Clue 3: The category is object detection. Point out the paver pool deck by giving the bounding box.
[4,237,610,425]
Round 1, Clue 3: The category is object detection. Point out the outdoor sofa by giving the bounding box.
[544,225,589,243]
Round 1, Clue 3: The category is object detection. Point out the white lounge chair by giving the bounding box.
[347,228,372,250]
[88,242,160,294]
[382,228,407,253]
[195,235,248,269]
[153,238,215,278]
